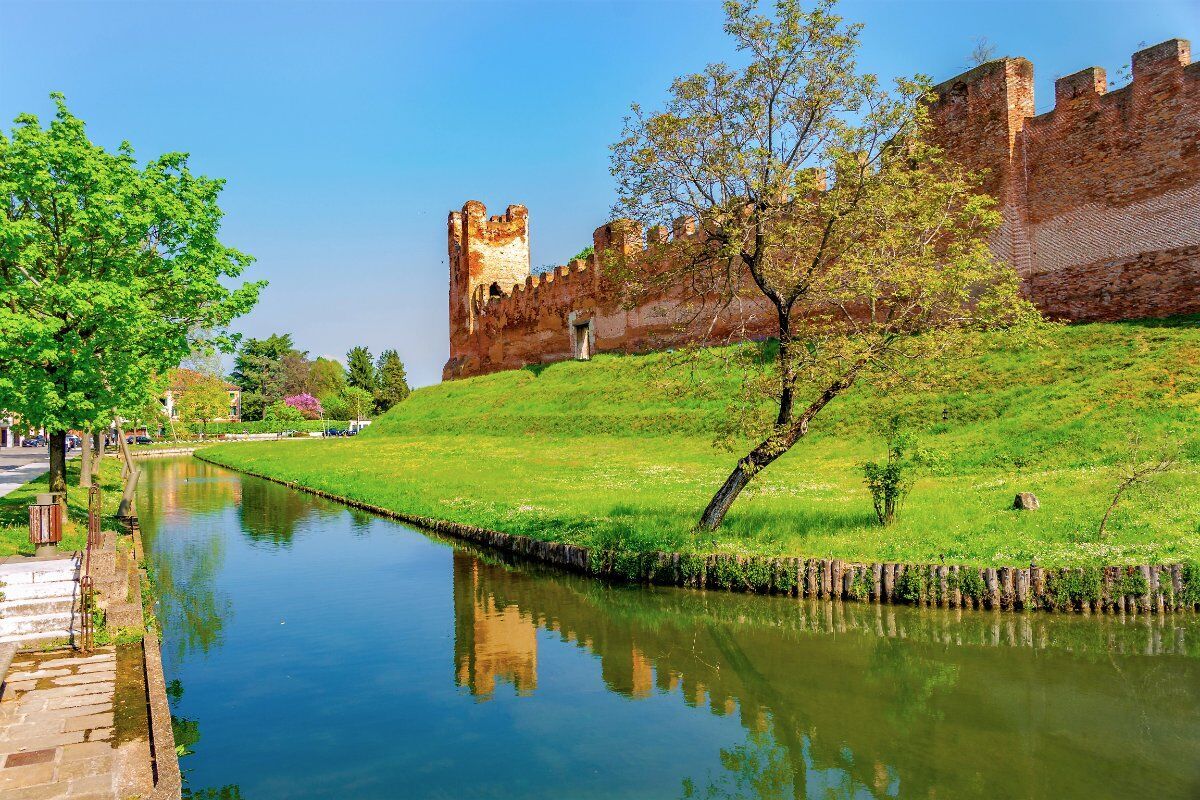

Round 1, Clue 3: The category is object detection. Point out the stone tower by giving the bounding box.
[445,201,530,376]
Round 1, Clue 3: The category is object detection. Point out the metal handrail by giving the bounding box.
[80,485,102,652]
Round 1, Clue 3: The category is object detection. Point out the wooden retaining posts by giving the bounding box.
[194,452,1200,615]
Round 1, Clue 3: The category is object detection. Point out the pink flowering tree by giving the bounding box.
[284,393,323,420]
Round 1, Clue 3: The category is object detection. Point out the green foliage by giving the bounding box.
[0,94,261,488]
[375,349,411,413]
[894,569,924,604]
[346,346,377,392]
[949,569,985,600]
[848,570,872,600]
[319,394,349,422]
[341,386,374,421]
[1180,563,1200,606]
[570,245,594,262]
[860,418,940,525]
[1116,570,1149,597]
[309,357,346,398]
[231,334,296,420]
[198,419,348,435]
[263,401,303,424]
[172,369,233,435]
[1044,568,1102,607]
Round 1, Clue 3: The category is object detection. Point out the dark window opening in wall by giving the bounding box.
[573,322,591,361]
[488,282,503,298]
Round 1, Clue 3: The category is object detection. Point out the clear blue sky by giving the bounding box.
[2,0,1197,387]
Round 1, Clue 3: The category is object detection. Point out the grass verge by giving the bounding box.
[201,318,1200,567]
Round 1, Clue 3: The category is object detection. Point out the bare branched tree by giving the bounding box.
[610,0,1039,530]
[969,37,997,67]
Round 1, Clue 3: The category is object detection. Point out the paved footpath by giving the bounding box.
[0,450,49,501]
[0,648,118,799]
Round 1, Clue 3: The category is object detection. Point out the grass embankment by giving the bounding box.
[0,459,126,556]
[200,318,1200,567]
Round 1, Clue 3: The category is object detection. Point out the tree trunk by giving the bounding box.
[91,432,103,483]
[79,432,92,488]
[48,430,68,494]
[116,468,140,518]
[698,371,858,531]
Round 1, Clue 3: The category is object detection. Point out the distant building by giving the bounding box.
[162,369,242,423]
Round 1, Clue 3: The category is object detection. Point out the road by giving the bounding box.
[0,446,49,499]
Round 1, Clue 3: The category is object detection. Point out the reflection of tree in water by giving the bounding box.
[169,679,244,800]
[682,730,793,800]
[864,638,960,725]
[455,548,1200,800]
[150,530,232,660]
[238,477,313,548]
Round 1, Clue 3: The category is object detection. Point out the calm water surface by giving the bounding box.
[137,458,1200,799]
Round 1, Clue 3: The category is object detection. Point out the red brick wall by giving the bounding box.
[445,38,1200,380]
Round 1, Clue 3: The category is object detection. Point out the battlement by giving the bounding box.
[444,38,1200,380]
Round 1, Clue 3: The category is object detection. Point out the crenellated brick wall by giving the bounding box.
[444,38,1200,380]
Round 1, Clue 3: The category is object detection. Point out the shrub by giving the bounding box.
[284,393,323,420]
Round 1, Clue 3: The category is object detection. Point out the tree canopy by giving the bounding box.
[231,333,296,421]
[375,349,410,413]
[171,369,232,436]
[346,346,377,393]
[0,94,262,489]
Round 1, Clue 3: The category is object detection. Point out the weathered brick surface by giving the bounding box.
[444,39,1200,380]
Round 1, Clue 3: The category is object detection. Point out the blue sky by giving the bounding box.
[2,0,1197,387]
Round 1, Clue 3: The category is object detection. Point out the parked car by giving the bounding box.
[126,435,153,445]
[22,438,44,448]
[344,428,358,436]
[324,428,344,437]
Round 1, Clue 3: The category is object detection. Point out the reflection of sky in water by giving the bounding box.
[137,458,1200,800]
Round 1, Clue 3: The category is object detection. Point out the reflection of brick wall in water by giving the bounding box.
[452,554,537,698]
[444,39,1200,381]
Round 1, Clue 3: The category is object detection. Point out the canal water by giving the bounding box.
[137,458,1200,799]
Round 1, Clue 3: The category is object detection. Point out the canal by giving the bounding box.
[137,457,1200,799]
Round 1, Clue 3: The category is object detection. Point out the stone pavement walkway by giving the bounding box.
[0,648,117,799]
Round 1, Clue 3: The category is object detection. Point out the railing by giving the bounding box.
[79,485,102,652]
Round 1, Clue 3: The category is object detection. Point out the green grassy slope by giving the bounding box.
[203,318,1200,566]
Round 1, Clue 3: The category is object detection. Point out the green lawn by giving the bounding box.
[200,318,1200,568]
[0,459,126,557]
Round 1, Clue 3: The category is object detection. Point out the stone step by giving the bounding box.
[0,558,80,586]
[0,629,74,649]
[0,610,75,637]
[0,597,74,617]
[1,579,78,602]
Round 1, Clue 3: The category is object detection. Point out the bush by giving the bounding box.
[264,402,304,423]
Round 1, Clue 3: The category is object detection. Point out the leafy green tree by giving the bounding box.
[610,0,1037,530]
[319,393,349,422]
[281,349,313,396]
[341,386,374,421]
[172,369,232,438]
[309,357,346,399]
[262,400,303,424]
[375,349,411,413]
[346,346,377,393]
[0,95,262,490]
[860,417,939,525]
[231,334,295,421]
